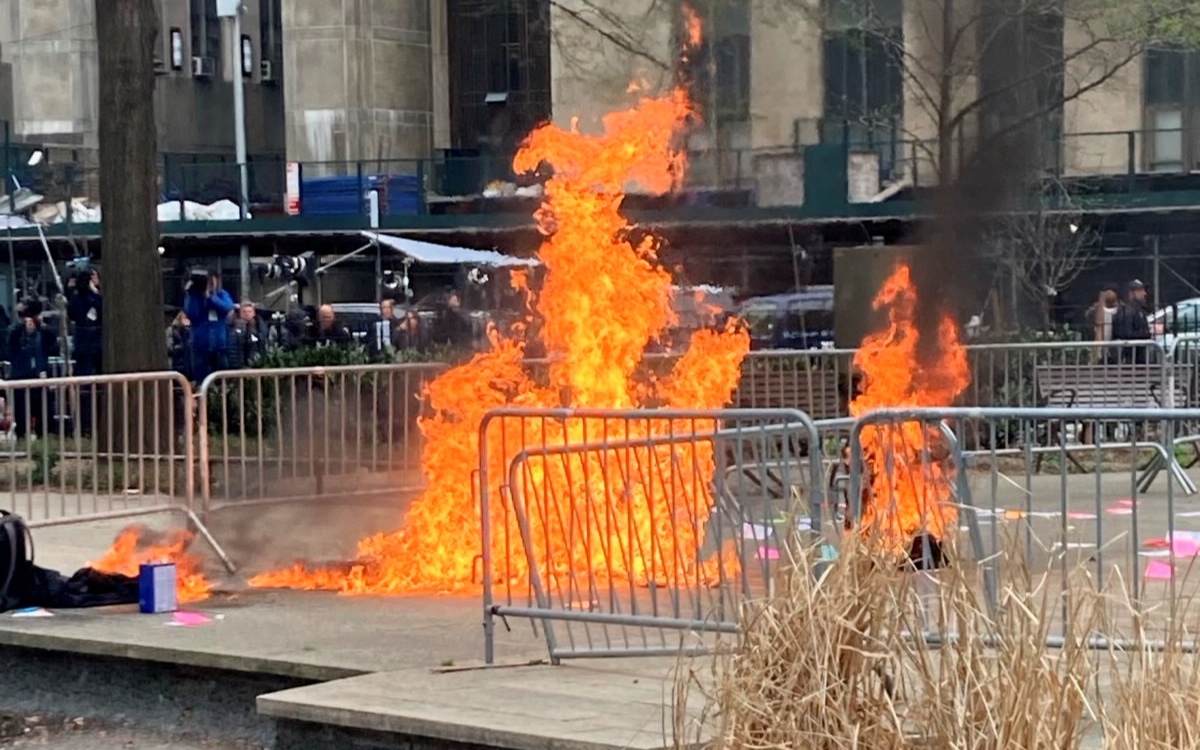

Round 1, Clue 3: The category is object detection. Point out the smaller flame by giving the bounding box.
[90,527,212,604]
[681,2,703,48]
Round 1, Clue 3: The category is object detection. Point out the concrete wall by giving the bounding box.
[155,0,284,156]
[1060,8,1143,176]
[748,0,822,150]
[548,0,674,133]
[901,0,980,184]
[281,0,433,165]
[1,0,98,146]
[0,0,283,156]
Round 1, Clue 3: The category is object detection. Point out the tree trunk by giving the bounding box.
[97,0,163,375]
[96,0,172,461]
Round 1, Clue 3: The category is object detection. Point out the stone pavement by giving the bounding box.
[6,465,1200,749]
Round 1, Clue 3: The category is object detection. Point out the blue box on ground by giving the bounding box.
[139,562,178,614]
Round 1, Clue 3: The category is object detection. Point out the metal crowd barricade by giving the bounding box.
[196,363,446,517]
[478,407,824,664]
[734,349,855,418]
[0,370,232,570]
[848,406,1200,652]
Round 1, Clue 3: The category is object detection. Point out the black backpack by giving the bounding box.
[0,510,34,611]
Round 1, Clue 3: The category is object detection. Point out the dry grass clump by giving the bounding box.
[675,534,1200,750]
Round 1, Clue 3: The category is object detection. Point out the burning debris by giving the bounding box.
[848,264,969,558]
[90,526,212,604]
[250,61,749,595]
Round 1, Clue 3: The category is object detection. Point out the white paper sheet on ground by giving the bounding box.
[742,523,772,542]
[1054,542,1096,551]
[1170,530,1200,545]
[10,607,53,617]
[1177,511,1200,518]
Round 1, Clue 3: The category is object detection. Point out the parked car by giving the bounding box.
[1150,297,1200,354]
[739,287,835,350]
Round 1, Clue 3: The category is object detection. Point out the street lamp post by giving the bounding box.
[217,0,251,297]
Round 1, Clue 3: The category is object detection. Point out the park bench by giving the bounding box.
[733,364,847,420]
[1033,362,1196,481]
[1034,362,1193,411]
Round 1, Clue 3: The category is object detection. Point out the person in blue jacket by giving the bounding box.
[182,271,235,384]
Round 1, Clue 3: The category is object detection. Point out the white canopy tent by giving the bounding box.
[362,231,539,267]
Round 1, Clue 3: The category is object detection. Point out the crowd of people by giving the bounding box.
[0,270,479,387]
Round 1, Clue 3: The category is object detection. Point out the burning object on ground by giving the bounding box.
[847,263,969,564]
[90,525,212,604]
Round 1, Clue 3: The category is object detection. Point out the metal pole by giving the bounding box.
[231,8,249,219]
[1152,235,1161,313]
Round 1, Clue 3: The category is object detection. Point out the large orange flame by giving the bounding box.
[90,526,212,604]
[848,264,969,550]
[249,89,749,595]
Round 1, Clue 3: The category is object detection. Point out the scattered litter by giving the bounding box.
[795,517,813,531]
[1054,542,1095,551]
[1118,499,1138,508]
[165,611,212,627]
[819,545,838,561]
[10,607,52,618]
[1146,560,1174,581]
[1176,511,1200,518]
[564,600,599,612]
[1067,512,1098,520]
[757,546,780,561]
[1105,507,1134,516]
[741,523,772,542]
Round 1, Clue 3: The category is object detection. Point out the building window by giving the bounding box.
[714,34,750,121]
[821,0,903,145]
[1146,47,1186,106]
[1144,47,1195,171]
[447,0,551,159]
[190,0,222,72]
[1151,108,1184,171]
[259,0,282,66]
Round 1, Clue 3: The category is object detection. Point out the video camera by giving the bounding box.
[187,268,209,291]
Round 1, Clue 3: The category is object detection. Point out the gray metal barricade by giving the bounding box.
[196,363,445,517]
[848,406,1200,652]
[0,370,232,570]
[478,407,824,664]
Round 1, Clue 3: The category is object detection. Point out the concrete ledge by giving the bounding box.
[258,664,698,750]
[0,626,366,682]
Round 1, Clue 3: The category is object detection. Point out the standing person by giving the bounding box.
[370,299,400,360]
[1112,279,1152,363]
[227,301,266,369]
[182,271,235,383]
[7,312,57,439]
[433,289,473,351]
[67,269,103,437]
[1084,283,1120,362]
[166,311,193,380]
[67,269,103,376]
[396,309,425,352]
[310,304,353,348]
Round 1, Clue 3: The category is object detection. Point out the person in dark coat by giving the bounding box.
[1112,279,1153,363]
[66,270,103,376]
[309,304,353,348]
[167,312,194,381]
[7,312,58,438]
[432,290,473,351]
[227,301,267,369]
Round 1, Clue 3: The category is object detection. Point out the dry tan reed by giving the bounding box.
[675,531,1200,750]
